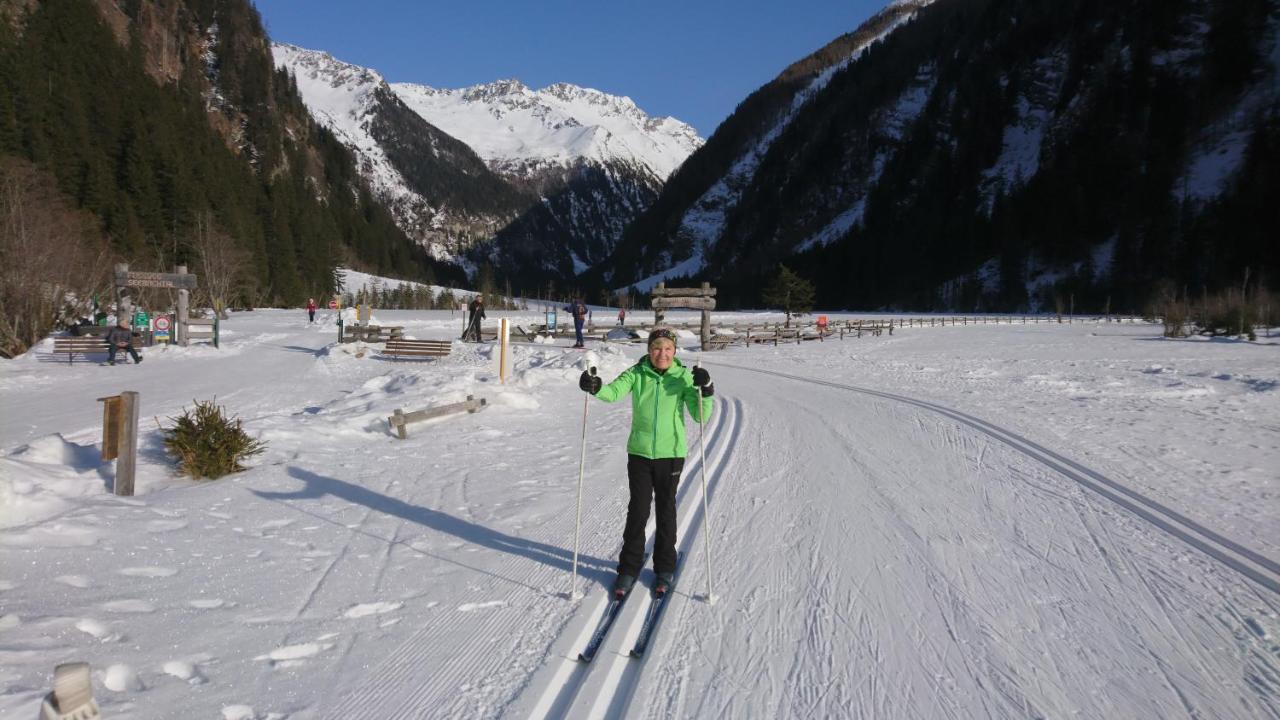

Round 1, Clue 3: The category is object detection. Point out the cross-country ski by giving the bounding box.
[577,552,651,663]
[630,552,684,659]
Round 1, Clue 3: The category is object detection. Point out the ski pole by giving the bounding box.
[570,366,596,600]
[696,360,716,605]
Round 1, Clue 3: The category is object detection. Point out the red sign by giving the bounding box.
[328,300,338,309]
[154,316,171,331]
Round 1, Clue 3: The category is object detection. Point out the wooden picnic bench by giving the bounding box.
[52,334,141,364]
[383,339,452,360]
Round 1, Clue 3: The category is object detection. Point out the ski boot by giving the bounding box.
[654,572,674,597]
[612,574,636,598]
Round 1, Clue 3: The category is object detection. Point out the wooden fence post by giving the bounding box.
[116,391,139,496]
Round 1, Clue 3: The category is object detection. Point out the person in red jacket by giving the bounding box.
[306,298,317,323]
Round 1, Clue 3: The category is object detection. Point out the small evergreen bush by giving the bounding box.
[163,400,265,479]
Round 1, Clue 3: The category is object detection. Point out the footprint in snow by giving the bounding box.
[188,598,227,609]
[343,601,403,618]
[162,660,207,685]
[254,642,333,668]
[458,601,507,612]
[102,599,156,613]
[146,519,189,533]
[56,573,93,586]
[101,663,143,692]
[119,566,179,578]
[221,705,256,720]
[75,618,121,642]
[258,519,296,532]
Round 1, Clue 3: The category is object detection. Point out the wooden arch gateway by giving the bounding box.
[113,262,204,346]
[650,281,716,351]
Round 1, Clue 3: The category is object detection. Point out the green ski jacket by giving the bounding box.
[595,357,714,459]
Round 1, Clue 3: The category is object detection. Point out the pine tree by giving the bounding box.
[762,265,816,327]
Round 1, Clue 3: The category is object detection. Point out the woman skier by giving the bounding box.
[578,327,714,597]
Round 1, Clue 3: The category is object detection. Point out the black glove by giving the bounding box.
[579,369,601,395]
[699,383,715,398]
[691,367,711,387]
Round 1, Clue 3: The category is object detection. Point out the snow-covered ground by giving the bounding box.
[1,310,1277,719]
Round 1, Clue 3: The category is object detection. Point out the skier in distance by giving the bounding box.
[578,327,714,597]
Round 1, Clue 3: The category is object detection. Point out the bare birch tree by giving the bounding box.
[193,211,250,319]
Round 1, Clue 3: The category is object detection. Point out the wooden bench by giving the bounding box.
[343,324,405,343]
[383,339,452,360]
[52,335,140,364]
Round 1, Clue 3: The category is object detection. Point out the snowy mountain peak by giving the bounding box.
[461,78,532,102]
[391,79,702,180]
[273,43,384,94]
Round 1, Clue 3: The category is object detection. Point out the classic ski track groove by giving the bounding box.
[518,395,743,720]
[711,361,1280,596]
[315,411,666,717]
[319,388,737,719]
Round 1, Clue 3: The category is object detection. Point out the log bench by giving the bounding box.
[52,335,140,365]
[383,339,452,360]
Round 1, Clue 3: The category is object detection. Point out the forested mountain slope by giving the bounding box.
[598,0,1278,313]
[0,0,463,355]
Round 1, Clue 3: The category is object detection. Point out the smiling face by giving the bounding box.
[648,338,676,371]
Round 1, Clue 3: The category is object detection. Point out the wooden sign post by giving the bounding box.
[651,282,717,350]
[113,263,199,346]
[498,318,511,383]
[97,391,139,496]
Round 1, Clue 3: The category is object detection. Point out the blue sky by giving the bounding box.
[253,0,893,136]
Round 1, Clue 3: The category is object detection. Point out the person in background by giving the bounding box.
[565,298,588,348]
[306,298,317,323]
[463,295,486,342]
[577,327,714,598]
[617,307,626,326]
[105,319,142,366]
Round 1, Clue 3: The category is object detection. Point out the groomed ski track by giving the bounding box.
[514,398,742,719]
[506,357,1277,720]
[150,334,1273,719]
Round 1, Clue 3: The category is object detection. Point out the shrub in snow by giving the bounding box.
[162,399,265,479]
[1196,289,1259,340]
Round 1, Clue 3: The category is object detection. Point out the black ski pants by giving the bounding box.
[618,454,684,577]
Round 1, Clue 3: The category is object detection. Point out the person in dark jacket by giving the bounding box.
[578,327,714,597]
[463,296,486,342]
[104,320,142,366]
[565,298,588,348]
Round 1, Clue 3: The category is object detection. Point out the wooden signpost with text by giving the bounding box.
[651,282,717,351]
[114,263,199,346]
